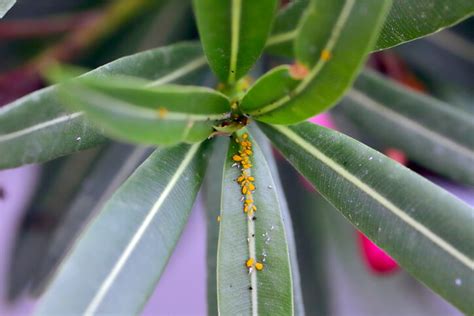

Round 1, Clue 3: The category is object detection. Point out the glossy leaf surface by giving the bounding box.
[339,70,474,185]
[0,42,207,169]
[193,0,278,83]
[248,0,391,124]
[36,142,211,315]
[249,126,305,316]
[202,137,229,316]
[265,0,308,57]
[259,122,474,313]
[266,0,474,56]
[52,73,230,146]
[375,0,474,50]
[217,129,293,315]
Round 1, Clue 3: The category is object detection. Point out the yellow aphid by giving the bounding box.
[246,258,254,268]
[248,183,256,191]
[245,199,253,204]
[255,262,264,271]
[321,49,332,61]
[233,155,243,162]
[242,186,248,194]
[241,141,251,147]
[252,205,257,211]
[157,107,168,118]
[248,176,255,181]
[217,215,221,222]
[242,133,249,140]
[245,149,252,155]
[237,176,245,183]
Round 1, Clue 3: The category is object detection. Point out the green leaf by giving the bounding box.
[193,0,278,84]
[0,42,207,169]
[265,0,474,56]
[35,142,211,315]
[276,160,330,316]
[249,126,305,316]
[50,71,230,146]
[248,0,392,124]
[265,0,309,57]
[324,196,462,316]
[0,0,15,18]
[259,121,474,314]
[30,144,152,297]
[240,65,299,114]
[202,137,229,316]
[217,129,293,315]
[338,70,474,185]
[375,0,474,51]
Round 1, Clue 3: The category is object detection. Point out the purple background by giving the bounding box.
[0,166,207,316]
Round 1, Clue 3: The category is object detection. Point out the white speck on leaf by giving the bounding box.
[455,278,462,286]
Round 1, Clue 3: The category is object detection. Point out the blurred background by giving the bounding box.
[0,0,473,315]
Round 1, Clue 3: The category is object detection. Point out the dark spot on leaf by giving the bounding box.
[248,286,253,290]
[0,187,5,200]
[252,216,257,221]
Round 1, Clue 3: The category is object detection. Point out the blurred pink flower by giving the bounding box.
[357,232,399,274]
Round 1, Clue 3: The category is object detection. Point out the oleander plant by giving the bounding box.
[1,0,473,315]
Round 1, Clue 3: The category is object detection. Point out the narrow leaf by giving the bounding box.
[247,0,392,124]
[259,122,474,313]
[276,160,331,316]
[0,0,15,18]
[51,72,230,146]
[250,126,305,316]
[35,142,211,315]
[265,0,309,57]
[193,0,278,83]
[265,0,474,56]
[375,0,474,51]
[31,144,152,297]
[202,137,229,316]
[217,129,293,315]
[0,42,207,169]
[339,70,474,185]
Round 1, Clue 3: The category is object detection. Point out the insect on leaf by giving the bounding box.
[217,129,293,315]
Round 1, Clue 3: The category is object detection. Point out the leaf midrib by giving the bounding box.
[272,124,474,270]
[84,144,200,315]
[347,89,474,159]
[248,0,356,116]
[68,86,230,121]
[228,0,242,84]
[0,55,209,141]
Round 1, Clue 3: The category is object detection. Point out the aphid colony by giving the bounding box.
[233,133,264,272]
